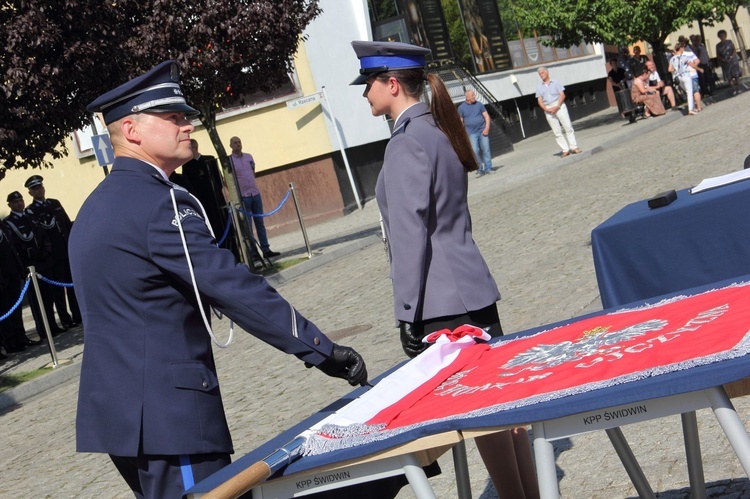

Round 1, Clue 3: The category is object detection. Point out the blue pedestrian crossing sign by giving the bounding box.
[91,134,114,166]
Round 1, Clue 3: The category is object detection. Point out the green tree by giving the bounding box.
[116,0,321,165]
[441,0,472,69]
[2,0,320,263]
[0,1,128,171]
[122,0,321,263]
[700,0,750,72]
[512,0,715,78]
[0,0,320,173]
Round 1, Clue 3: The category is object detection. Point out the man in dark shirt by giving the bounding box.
[629,46,649,79]
[608,57,626,91]
[182,139,230,247]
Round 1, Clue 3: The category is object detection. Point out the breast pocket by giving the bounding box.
[170,361,219,392]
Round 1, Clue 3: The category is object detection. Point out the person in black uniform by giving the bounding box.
[181,139,231,249]
[24,175,81,328]
[4,191,67,338]
[0,219,41,354]
[70,60,368,498]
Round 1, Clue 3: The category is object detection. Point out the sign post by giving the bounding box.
[285,92,323,110]
[286,89,362,210]
[91,133,113,176]
[320,86,361,210]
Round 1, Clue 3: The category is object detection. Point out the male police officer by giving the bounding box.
[70,60,368,498]
[5,191,67,338]
[0,218,40,353]
[24,175,81,328]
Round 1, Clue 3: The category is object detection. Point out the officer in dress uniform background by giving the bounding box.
[69,60,368,498]
[0,218,41,356]
[24,175,81,328]
[4,191,68,338]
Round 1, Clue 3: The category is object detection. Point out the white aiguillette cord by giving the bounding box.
[170,187,234,348]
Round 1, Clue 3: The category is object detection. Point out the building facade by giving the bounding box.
[16,1,746,237]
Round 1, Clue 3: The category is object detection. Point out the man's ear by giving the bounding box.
[119,116,141,144]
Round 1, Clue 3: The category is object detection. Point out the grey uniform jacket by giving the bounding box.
[69,158,333,457]
[375,102,500,324]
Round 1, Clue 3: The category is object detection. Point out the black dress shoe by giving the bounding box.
[24,338,43,346]
[6,345,26,353]
[263,250,281,258]
[0,351,8,360]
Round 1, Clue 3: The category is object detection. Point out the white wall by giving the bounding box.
[303,0,608,150]
[476,54,608,101]
[303,0,392,150]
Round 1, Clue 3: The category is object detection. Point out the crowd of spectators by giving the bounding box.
[608,31,744,120]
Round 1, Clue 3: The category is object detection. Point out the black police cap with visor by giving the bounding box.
[25,175,43,189]
[87,60,200,125]
[7,191,23,203]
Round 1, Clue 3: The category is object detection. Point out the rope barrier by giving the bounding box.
[0,277,30,322]
[2,188,292,322]
[37,274,74,288]
[216,209,234,247]
[238,189,291,218]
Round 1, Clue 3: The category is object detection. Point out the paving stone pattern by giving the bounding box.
[1,87,749,498]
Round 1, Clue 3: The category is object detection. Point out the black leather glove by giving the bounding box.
[309,344,368,387]
[399,321,427,358]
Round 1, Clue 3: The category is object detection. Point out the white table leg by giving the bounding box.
[532,422,560,499]
[706,386,750,476]
[400,453,438,499]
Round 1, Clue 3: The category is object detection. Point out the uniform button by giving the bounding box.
[404,304,411,310]
[314,337,320,345]
[202,380,208,388]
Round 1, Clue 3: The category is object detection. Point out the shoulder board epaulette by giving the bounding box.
[391,117,411,137]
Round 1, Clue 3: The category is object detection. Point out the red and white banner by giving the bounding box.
[304,282,750,455]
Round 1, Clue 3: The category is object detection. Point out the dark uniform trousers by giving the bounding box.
[110,453,230,499]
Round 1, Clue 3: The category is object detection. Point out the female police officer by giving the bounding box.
[351,41,539,499]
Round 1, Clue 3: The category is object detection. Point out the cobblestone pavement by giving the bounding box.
[2,84,750,498]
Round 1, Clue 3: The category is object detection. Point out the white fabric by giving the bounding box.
[301,332,488,453]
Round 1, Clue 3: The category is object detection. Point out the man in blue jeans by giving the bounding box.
[458,89,492,176]
[228,136,280,259]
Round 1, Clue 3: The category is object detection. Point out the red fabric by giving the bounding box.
[368,285,750,429]
[424,324,486,343]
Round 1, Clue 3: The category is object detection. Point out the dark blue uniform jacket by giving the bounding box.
[69,158,333,456]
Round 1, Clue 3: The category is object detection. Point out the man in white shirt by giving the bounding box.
[535,67,581,158]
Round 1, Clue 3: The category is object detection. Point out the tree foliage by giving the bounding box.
[514,0,712,48]
[512,0,718,82]
[699,0,750,71]
[0,0,321,172]
[441,0,472,69]
[0,1,128,170]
